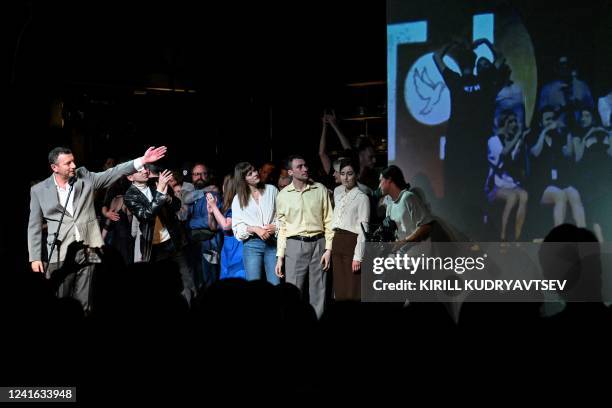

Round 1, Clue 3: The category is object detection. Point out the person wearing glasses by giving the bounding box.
[28,146,167,314]
[184,162,222,290]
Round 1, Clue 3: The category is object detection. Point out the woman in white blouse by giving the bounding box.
[231,162,280,284]
[332,158,370,300]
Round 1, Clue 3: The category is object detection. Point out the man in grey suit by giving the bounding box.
[28,145,167,313]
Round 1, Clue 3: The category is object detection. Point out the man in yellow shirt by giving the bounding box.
[275,155,334,318]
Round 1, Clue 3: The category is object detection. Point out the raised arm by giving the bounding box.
[575,127,608,162]
[327,111,352,151]
[206,193,229,230]
[473,38,505,69]
[501,132,521,156]
[572,133,586,162]
[318,113,331,175]
[92,146,167,190]
[530,123,556,157]
[434,42,455,74]
[124,190,168,222]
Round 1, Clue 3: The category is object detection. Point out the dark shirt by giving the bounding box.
[442,69,503,157]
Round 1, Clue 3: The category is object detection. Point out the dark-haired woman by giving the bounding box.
[331,159,370,300]
[379,165,434,242]
[232,162,280,284]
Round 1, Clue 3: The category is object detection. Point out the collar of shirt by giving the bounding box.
[52,174,69,191]
[135,184,153,201]
[392,189,409,203]
[286,181,317,193]
[52,172,78,239]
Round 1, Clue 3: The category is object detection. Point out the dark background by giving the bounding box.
[7,1,387,170]
[2,1,611,398]
[4,0,387,268]
[4,0,611,266]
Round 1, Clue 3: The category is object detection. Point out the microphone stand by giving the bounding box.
[44,176,76,275]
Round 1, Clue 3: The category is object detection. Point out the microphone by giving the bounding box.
[69,175,77,186]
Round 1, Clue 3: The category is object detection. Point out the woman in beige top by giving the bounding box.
[332,158,370,301]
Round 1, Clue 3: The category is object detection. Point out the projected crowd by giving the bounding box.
[433,39,611,242]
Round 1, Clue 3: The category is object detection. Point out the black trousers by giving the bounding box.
[151,240,196,305]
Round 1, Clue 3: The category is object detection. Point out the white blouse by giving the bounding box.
[231,184,279,241]
[332,185,370,261]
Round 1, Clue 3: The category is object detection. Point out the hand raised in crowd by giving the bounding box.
[206,192,217,214]
[206,200,215,214]
[206,192,217,206]
[156,169,173,194]
[105,210,120,222]
[329,109,337,121]
[325,110,337,125]
[521,128,531,139]
[142,146,167,164]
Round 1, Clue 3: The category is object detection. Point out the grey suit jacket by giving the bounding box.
[28,160,137,263]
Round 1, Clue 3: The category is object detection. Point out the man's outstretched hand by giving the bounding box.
[142,146,167,164]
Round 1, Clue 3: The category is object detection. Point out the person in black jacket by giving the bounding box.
[124,166,196,305]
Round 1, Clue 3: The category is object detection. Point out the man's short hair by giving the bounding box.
[145,163,162,175]
[48,147,72,165]
[286,155,305,170]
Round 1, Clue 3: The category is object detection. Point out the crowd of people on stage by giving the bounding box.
[22,38,611,323]
[27,117,444,319]
[434,39,611,242]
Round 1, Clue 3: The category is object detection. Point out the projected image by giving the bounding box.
[404,52,456,126]
[387,0,611,242]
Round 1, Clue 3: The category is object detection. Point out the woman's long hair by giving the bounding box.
[222,174,237,213]
[234,162,265,209]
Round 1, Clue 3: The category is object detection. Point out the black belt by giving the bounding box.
[287,234,324,242]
